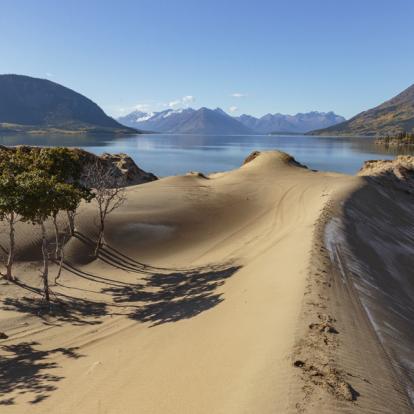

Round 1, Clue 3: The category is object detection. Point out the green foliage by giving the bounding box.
[0,146,93,288]
[32,147,83,182]
[16,171,61,224]
[0,148,32,219]
[0,147,93,223]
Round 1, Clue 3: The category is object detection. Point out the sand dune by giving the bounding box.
[0,151,412,413]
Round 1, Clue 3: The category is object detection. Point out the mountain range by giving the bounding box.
[4,73,413,137]
[118,107,253,134]
[236,111,345,134]
[0,74,137,135]
[118,108,345,135]
[310,83,414,136]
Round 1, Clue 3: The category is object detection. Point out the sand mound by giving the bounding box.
[359,155,414,193]
[243,150,308,169]
[0,151,412,413]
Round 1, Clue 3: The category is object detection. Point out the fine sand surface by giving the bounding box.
[0,151,412,413]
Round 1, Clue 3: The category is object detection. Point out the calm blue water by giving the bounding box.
[0,133,411,177]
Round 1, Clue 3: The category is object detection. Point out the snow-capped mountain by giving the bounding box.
[118,107,253,134]
[235,111,346,134]
[118,108,196,133]
[118,108,345,134]
[173,107,253,134]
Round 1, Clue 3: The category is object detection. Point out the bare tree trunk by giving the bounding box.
[67,210,75,236]
[94,219,104,258]
[55,249,64,284]
[5,212,15,281]
[41,222,50,303]
[87,160,126,258]
[54,232,67,285]
[53,214,60,260]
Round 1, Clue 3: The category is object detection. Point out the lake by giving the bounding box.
[0,133,412,177]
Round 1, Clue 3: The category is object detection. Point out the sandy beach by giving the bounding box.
[0,151,413,413]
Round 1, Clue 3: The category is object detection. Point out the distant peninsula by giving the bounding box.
[0,74,139,135]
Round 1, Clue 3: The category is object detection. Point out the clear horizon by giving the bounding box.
[1,0,413,119]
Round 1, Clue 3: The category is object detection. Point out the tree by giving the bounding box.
[0,174,19,280]
[14,170,55,301]
[18,172,90,301]
[20,148,93,301]
[66,210,76,237]
[0,147,33,281]
[86,161,126,257]
[0,147,93,300]
[0,180,21,281]
[50,182,93,282]
[31,148,93,269]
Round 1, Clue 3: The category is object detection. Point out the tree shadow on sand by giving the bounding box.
[1,293,108,326]
[2,230,241,328]
[102,265,241,326]
[0,237,241,405]
[0,341,83,405]
[67,231,243,327]
[73,231,188,274]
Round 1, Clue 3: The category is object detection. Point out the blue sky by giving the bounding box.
[1,0,413,119]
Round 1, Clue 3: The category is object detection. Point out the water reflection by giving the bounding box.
[0,133,111,147]
[0,133,412,176]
